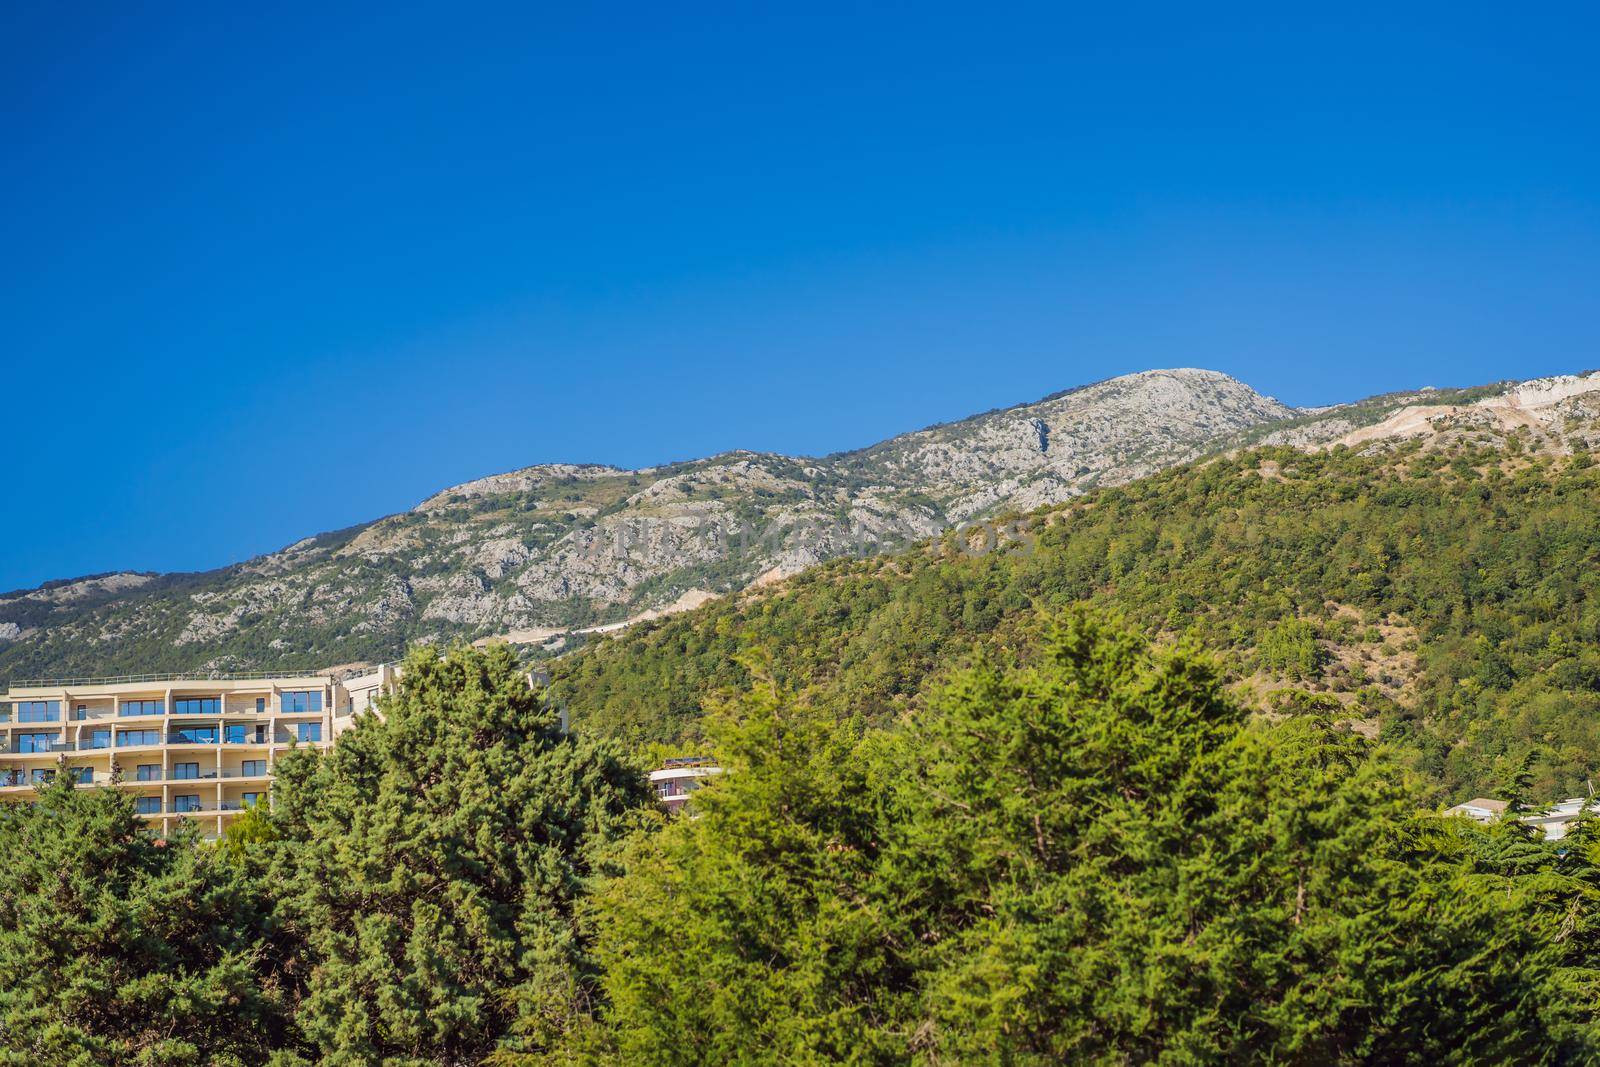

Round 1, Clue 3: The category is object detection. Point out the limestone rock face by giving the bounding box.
[30,365,1590,678]
[1234,371,1600,456]
[839,368,1295,522]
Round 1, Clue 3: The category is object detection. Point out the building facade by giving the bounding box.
[0,665,396,837]
[649,756,722,813]
[1445,794,1597,840]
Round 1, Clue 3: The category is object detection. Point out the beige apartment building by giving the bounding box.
[0,665,396,837]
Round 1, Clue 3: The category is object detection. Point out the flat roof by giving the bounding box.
[5,664,385,693]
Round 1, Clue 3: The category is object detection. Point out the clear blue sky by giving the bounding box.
[3,2,1597,592]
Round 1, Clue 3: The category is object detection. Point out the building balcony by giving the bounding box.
[158,802,256,816]
[0,741,74,755]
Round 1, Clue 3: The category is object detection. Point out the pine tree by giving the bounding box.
[581,654,912,1064]
[0,780,288,1065]
[270,642,652,1065]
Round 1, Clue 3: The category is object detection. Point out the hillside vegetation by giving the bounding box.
[553,436,1600,801]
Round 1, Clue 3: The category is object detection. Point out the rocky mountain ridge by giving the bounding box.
[0,368,1296,678]
[3,366,1594,680]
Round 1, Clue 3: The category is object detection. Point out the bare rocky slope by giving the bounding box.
[0,368,1299,678]
[7,366,1593,681]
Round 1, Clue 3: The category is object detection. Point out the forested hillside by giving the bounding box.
[553,435,1600,801]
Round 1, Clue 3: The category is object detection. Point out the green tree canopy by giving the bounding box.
[268,642,653,1065]
[0,780,288,1066]
[577,611,1600,1064]
[579,657,910,1065]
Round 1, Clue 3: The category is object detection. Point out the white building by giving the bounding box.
[1523,797,1593,841]
[649,757,722,812]
[1444,797,1509,823]
[1444,794,1596,841]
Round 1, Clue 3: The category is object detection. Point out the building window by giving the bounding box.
[241,760,267,776]
[172,698,221,716]
[119,700,163,717]
[30,769,53,785]
[17,701,60,723]
[281,691,323,714]
[117,730,160,747]
[18,733,58,753]
[68,767,92,785]
[173,762,200,780]
[171,726,218,745]
[86,729,111,750]
[135,764,160,782]
[172,794,202,813]
[74,704,88,720]
[242,792,263,807]
[296,723,322,743]
[1,769,24,787]
[134,796,161,814]
[255,697,266,713]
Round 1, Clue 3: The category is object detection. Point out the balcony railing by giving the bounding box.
[164,736,274,746]
[12,704,340,724]
[121,770,266,784]
[2,768,277,788]
[164,801,257,815]
[0,740,77,754]
[7,668,336,688]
